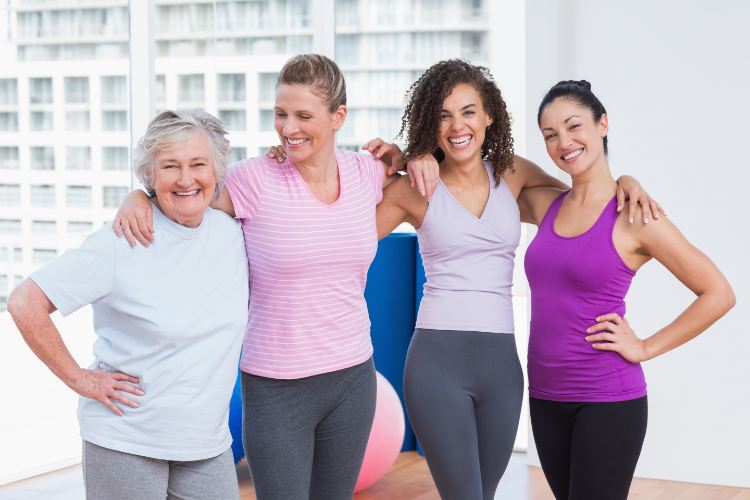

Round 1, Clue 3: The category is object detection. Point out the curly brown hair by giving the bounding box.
[397,59,514,186]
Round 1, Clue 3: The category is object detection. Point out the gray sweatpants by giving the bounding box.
[404,329,524,500]
[241,356,377,500]
[82,441,239,500]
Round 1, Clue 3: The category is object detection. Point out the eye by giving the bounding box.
[464,110,475,116]
[192,162,205,168]
[164,164,177,169]
[275,112,286,117]
[569,124,580,130]
[441,114,450,120]
[299,115,311,120]
[544,133,556,141]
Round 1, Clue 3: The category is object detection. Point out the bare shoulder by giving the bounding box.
[502,155,534,192]
[518,186,566,226]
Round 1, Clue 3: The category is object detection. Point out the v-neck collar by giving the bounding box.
[437,161,493,221]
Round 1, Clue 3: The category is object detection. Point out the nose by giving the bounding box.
[176,166,193,187]
[558,130,574,151]
[281,115,298,137]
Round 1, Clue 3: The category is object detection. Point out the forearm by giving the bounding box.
[8,284,82,388]
[643,287,735,360]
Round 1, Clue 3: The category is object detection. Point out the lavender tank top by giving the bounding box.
[525,190,647,402]
[416,161,520,334]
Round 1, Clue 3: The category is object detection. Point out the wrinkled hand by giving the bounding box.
[405,155,440,201]
[616,176,666,224]
[113,190,154,247]
[585,313,649,363]
[266,145,287,163]
[72,366,144,417]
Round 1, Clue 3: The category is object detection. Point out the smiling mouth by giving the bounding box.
[562,149,583,161]
[448,135,472,147]
[174,189,199,196]
[286,137,309,146]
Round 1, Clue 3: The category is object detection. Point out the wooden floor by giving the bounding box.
[237,452,750,500]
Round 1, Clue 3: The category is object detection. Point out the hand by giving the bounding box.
[363,138,405,174]
[405,155,440,201]
[72,366,144,417]
[113,190,154,248]
[585,313,649,363]
[616,175,666,224]
[266,145,287,163]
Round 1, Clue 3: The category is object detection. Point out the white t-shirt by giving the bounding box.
[30,203,249,461]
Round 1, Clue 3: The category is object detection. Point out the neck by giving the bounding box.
[293,137,338,185]
[568,156,617,204]
[440,150,487,186]
[151,197,203,228]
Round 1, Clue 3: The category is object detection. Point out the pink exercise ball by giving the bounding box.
[355,371,406,493]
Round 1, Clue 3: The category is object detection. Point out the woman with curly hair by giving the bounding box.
[371,60,663,500]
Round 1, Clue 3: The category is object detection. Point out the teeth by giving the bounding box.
[563,149,583,160]
[175,189,199,196]
[288,138,309,145]
[449,136,471,145]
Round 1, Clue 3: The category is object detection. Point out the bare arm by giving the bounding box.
[376,174,428,240]
[7,280,144,416]
[586,207,736,362]
[210,186,236,218]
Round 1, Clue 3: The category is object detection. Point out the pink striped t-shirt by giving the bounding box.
[224,149,384,379]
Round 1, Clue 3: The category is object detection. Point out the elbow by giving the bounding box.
[7,285,24,318]
[724,285,737,314]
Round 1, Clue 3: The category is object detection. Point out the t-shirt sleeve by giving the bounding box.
[224,157,268,220]
[357,152,385,204]
[29,226,117,317]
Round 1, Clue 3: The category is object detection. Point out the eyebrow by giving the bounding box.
[160,157,209,163]
[542,115,582,132]
[440,104,477,113]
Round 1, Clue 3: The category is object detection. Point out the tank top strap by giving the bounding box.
[540,190,570,233]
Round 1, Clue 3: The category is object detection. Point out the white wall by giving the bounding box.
[524,0,750,488]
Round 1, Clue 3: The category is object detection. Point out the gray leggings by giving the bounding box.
[82,441,239,500]
[404,329,524,500]
[241,357,377,500]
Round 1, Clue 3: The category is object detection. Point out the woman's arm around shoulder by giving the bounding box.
[586,203,736,362]
[517,186,567,226]
[376,174,429,240]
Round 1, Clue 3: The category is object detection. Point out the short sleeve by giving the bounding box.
[224,157,269,220]
[29,225,117,317]
[355,152,385,204]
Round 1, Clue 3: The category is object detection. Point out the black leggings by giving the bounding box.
[529,396,648,500]
[404,329,524,500]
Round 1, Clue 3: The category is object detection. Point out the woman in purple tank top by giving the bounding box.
[520,81,736,500]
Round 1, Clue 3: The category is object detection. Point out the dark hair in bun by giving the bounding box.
[537,80,608,155]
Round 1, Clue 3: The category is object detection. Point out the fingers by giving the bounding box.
[363,138,384,154]
[640,198,651,224]
[585,332,615,343]
[595,313,623,324]
[114,381,145,397]
[413,167,426,196]
[101,397,124,417]
[130,215,152,248]
[586,321,618,334]
[628,195,638,224]
[616,186,625,213]
[655,201,666,217]
[407,167,416,188]
[110,372,140,384]
[108,389,139,409]
[136,210,155,243]
[113,215,123,238]
[266,146,286,163]
[120,216,137,248]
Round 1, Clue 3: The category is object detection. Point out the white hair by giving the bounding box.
[133,109,232,202]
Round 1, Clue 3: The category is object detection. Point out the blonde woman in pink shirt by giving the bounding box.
[112,55,439,500]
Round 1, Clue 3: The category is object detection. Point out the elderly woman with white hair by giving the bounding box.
[7,109,248,500]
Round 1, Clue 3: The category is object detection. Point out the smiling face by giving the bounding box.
[151,132,217,228]
[437,83,493,165]
[274,83,346,164]
[539,98,609,177]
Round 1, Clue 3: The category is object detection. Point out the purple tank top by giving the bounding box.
[416,161,520,334]
[524,190,647,402]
